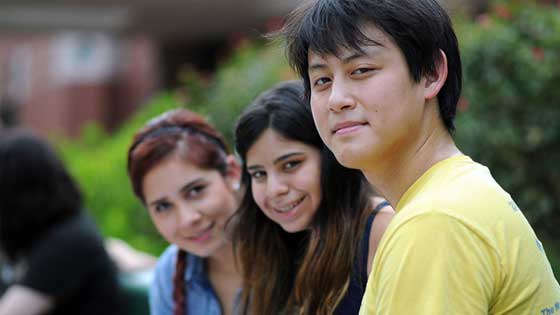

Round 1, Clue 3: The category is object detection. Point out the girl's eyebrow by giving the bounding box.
[247,164,263,172]
[179,178,205,194]
[148,196,167,207]
[247,152,305,171]
[147,178,205,206]
[273,152,304,165]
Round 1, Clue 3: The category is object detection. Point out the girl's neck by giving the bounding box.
[207,242,238,276]
[206,243,242,315]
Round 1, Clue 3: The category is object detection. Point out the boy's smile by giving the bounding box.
[307,24,427,172]
[331,120,368,135]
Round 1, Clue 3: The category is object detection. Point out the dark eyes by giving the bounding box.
[186,185,206,198]
[154,202,172,213]
[312,67,375,88]
[313,77,331,87]
[249,170,266,181]
[249,160,303,182]
[352,67,374,75]
[283,160,301,171]
[151,184,207,214]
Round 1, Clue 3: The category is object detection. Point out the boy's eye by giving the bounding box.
[352,67,374,75]
[154,202,172,213]
[313,77,331,87]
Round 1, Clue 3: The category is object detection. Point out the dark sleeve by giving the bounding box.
[19,214,108,299]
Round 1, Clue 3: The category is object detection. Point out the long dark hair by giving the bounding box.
[0,129,82,262]
[232,80,372,314]
[127,108,229,315]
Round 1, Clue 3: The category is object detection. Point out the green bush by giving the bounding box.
[58,3,560,273]
[58,41,293,255]
[453,1,560,276]
[454,1,560,237]
[57,94,182,255]
[183,41,295,145]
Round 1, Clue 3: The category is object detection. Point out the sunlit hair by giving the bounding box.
[0,129,82,262]
[232,80,372,314]
[281,0,462,133]
[127,108,229,315]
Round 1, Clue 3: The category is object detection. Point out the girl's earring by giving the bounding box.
[232,182,240,191]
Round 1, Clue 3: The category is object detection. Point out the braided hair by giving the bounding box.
[127,108,230,314]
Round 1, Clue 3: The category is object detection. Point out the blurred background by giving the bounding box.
[0,0,558,277]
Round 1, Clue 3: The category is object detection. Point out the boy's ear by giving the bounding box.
[423,49,448,100]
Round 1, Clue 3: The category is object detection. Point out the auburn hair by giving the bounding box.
[127,108,229,315]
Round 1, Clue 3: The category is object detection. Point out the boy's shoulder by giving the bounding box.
[392,155,519,237]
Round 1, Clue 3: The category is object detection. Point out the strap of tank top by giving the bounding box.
[373,200,390,213]
[360,212,377,286]
[359,200,390,285]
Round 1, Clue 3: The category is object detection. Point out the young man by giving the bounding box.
[282,0,560,314]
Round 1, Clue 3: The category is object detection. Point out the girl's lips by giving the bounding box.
[273,195,305,213]
[271,195,306,220]
[188,222,214,242]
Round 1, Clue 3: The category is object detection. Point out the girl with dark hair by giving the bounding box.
[127,108,242,315]
[0,129,120,315]
[232,80,394,315]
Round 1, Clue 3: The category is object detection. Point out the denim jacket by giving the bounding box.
[150,245,239,315]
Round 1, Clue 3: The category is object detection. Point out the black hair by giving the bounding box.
[234,81,366,235]
[282,0,462,132]
[0,129,82,262]
[232,80,372,314]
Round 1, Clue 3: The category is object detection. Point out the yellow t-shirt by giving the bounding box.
[360,155,560,315]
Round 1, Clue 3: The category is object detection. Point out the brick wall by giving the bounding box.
[0,32,159,138]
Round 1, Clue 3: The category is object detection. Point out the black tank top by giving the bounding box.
[334,200,390,314]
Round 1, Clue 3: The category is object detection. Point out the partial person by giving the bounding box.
[282,0,560,314]
[127,109,243,315]
[232,80,394,315]
[105,237,157,273]
[0,129,121,315]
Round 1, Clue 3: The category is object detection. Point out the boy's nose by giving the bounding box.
[328,80,356,112]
